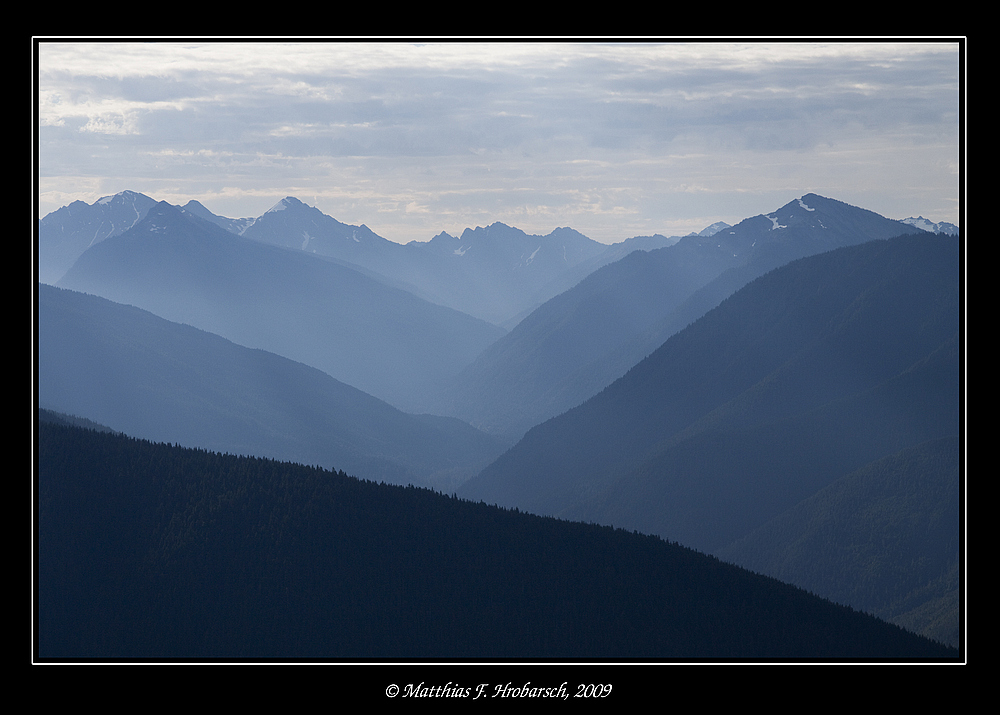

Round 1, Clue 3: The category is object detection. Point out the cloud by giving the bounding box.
[36,40,961,240]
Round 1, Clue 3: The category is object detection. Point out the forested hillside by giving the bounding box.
[715,436,960,647]
[460,233,960,645]
[36,420,956,660]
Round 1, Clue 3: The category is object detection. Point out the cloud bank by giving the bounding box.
[37,41,961,243]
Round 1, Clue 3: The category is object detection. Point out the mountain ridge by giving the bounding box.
[38,418,957,659]
[38,283,507,489]
[433,193,927,440]
[457,232,959,643]
[55,201,506,412]
[35,188,964,657]
[38,191,742,325]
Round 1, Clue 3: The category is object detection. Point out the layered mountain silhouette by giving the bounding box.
[176,198,255,235]
[38,419,957,659]
[901,216,960,235]
[435,194,923,440]
[38,284,506,489]
[240,196,400,269]
[40,192,687,326]
[35,188,963,656]
[714,435,960,647]
[38,190,159,285]
[55,202,505,412]
[458,233,959,643]
[243,197,618,326]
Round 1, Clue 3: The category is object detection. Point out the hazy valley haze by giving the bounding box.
[34,39,964,662]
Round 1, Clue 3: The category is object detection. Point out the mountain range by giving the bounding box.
[40,190,953,328]
[458,232,960,645]
[901,216,960,235]
[54,202,506,412]
[37,190,160,285]
[38,418,956,659]
[242,197,620,326]
[35,188,963,656]
[38,283,506,489]
[433,193,932,439]
[40,192,681,326]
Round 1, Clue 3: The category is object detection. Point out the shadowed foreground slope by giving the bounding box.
[459,234,961,647]
[37,421,957,660]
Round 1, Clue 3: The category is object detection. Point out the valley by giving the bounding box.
[34,190,963,659]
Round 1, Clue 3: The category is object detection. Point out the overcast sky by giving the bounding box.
[36,40,962,244]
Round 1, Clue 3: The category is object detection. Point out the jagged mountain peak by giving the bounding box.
[124,201,217,240]
[721,193,909,239]
[265,196,307,213]
[38,190,163,284]
[254,196,365,230]
[459,222,516,239]
[691,222,731,237]
[96,188,146,203]
[900,216,959,236]
[143,199,185,218]
[179,198,212,215]
[769,193,827,219]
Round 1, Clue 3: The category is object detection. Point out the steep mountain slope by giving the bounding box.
[459,232,958,547]
[902,216,960,235]
[495,232,683,330]
[714,436,960,648]
[459,234,961,648]
[243,198,612,325]
[37,420,957,659]
[177,199,255,235]
[437,194,921,440]
[400,222,612,325]
[37,190,159,285]
[38,192,261,285]
[38,284,506,488]
[240,196,397,264]
[56,202,505,412]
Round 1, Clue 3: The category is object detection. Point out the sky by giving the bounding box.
[35,40,963,245]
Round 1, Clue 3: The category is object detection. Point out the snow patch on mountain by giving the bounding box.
[900,217,959,235]
[797,197,816,212]
[698,222,731,237]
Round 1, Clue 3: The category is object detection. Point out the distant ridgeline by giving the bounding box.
[36,190,963,660]
[37,419,957,660]
[458,232,962,649]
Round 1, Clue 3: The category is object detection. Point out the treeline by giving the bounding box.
[36,420,958,660]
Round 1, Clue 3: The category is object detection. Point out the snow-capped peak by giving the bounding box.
[698,221,731,237]
[900,216,959,235]
[96,189,139,205]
